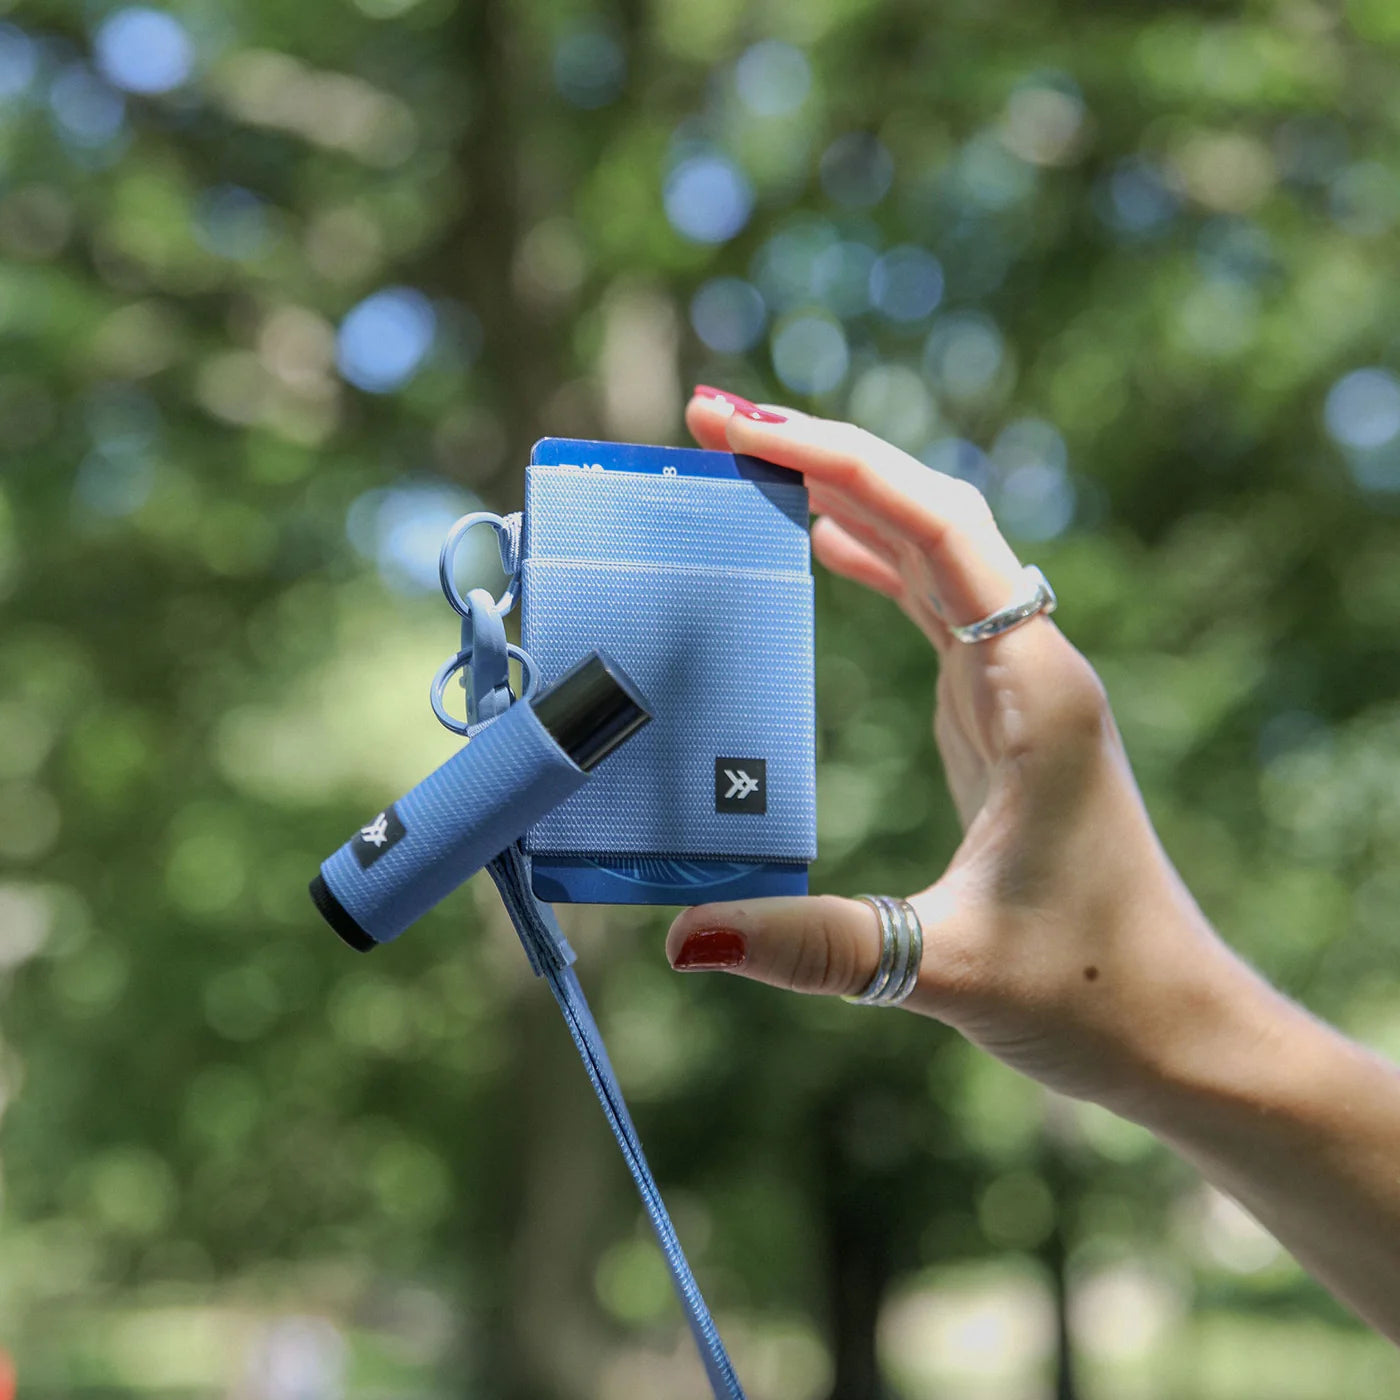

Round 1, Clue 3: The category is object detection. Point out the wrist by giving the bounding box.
[1109,903,1330,1146]
[1107,910,1400,1343]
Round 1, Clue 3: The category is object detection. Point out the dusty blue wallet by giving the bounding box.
[520,437,817,905]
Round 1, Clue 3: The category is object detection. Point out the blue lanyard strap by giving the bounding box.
[486,841,747,1399]
[437,512,743,1395]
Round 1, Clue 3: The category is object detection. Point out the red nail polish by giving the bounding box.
[695,385,758,413]
[672,928,747,970]
[693,387,789,424]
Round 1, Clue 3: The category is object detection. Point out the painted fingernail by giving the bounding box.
[693,386,787,423]
[672,928,747,970]
[695,384,756,411]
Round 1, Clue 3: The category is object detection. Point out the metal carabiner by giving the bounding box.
[430,641,540,737]
[438,511,521,620]
[431,510,534,738]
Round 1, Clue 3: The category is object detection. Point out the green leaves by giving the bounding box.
[5,0,1400,1386]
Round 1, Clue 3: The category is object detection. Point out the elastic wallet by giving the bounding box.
[520,437,817,906]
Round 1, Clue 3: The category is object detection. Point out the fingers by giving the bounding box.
[665,889,965,1012]
[684,393,735,452]
[688,394,906,588]
[810,515,906,600]
[666,894,893,997]
[686,387,1027,630]
[688,395,949,640]
[808,485,956,649]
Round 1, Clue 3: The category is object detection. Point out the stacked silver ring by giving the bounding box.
[842,894,924,1008]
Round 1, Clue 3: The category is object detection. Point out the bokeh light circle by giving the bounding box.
[1002,78,1085,167]
[847,364,935,449]
[993,417,1068,475]
[0,24,36,101]
[347,484,482,594]
[869,246,944,323]
[771,313,849,396]
[923,312,1005,401]
[75,450,154,517]
[991,419,1074,542]
[734,41,810,117]
[1096,157,1179,237]
[1329,161,1400,237]
[1196,218,1274,283]
[751,218,838,311]
[997,465,1075,541]
[94,8,193,95]
[690,278,767,354]
[49,65,125,147]
[812,241,876,318]
[336,288,437,394]
[664,153,754,244]
[1325,368,1400,450]
[951,134,1037,212]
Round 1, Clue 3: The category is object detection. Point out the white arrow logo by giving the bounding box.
[360,813,390,847]
[723,769,760,801]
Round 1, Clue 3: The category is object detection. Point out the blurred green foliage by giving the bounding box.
[3,0,1400,1395]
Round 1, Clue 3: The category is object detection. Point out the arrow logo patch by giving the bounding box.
[715,757,766,814]
[352,803,406,868]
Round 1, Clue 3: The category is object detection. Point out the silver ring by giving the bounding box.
[844,895,924,1007]
[948,565,1057,644]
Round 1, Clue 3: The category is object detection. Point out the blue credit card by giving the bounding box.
[529,855,809,905]
[522,437,814,907]
[529,436,801,485]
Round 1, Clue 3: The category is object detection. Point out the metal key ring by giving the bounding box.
[430,642,539,736]
[439,511,520,620]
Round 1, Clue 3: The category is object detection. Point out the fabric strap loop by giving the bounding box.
[460,571,745,1399]
[485,846,746,1398]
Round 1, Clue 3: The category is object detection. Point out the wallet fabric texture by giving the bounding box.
[520,460,816,864]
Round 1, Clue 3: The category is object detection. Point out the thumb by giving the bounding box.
[665,891,952,1001]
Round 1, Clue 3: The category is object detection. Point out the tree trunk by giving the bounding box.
[1041,1145,1079,1400]
[438,0,574,504]
[818,1092,896,1400]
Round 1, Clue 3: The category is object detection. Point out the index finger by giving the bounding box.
[688,389,1026,629]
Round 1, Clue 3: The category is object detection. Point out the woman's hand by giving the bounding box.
[668,386,1400,1346]
[667,386,1269,1120]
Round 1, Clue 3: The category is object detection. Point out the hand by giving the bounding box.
[667,386,1266,1119]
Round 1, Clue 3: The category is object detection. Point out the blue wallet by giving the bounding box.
[520,438,817,906]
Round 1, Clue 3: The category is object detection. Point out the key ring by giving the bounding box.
[438,510,521,620]
[431,642,539,736]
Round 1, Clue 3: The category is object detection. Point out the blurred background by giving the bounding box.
[4,0,1400,1395]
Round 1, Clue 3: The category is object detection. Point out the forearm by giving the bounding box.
[1128,923,1400,1342]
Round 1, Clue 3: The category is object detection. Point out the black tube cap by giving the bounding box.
[530,649,653,772]
[309,874,376,953]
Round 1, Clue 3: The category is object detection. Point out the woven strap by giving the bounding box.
[485,842,746,1398]
[449,510,745,1397]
